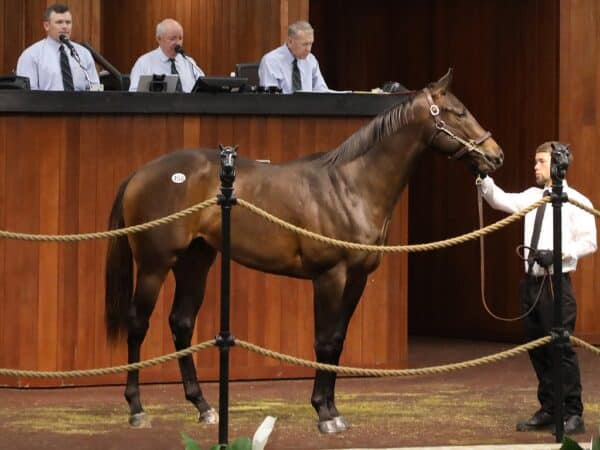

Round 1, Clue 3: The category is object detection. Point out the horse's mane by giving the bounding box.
[315,92,418,167]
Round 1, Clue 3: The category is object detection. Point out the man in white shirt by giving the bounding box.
[479,142,596,436]
[16,3,99,91]
[258,20,328,94]
[128,18,205,93]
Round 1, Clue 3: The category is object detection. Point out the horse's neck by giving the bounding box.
[342,128,427,213]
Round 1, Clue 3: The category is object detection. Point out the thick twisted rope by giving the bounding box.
[0,196,593,252]
[235,337,552,376]
[571,336,600,356]
[237,197,549,252]
[2,335,598,379]
[0,198,218,241]
[568,198,600,218]
[0,340,215,378]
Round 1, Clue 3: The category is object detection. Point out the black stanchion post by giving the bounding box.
[216,144,237,446]
[550,142,570,443]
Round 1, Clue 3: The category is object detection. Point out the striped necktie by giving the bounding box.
[169,58,183,92]
[292,58,301,92]
[59,45,74,91]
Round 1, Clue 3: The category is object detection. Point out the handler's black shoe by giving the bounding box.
[516,410,553,431]
[552,415,585,435]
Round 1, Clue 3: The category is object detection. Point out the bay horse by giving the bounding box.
[105,70,504,433]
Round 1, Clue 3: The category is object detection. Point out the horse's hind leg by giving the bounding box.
[311,267,367,434]
[170,238,218,424]
[125,266,169,428]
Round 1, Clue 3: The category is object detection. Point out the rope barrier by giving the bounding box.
[571,336,600,356]
[568,197,600,218]
[0,194,593,254]
[236,197,549,252]
[0,340,216,378]
[236,337,551,376]
[1,335,598,380]
[0,198,218,241]
[0,197,547,251]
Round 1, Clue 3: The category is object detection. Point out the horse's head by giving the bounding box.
[419,69,504,174]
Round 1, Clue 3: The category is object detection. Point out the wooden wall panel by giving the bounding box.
[0,0,30,74]
[280,0,310,41]
[67,0,101,45]
[311,0,562,341]
[408,0,560,341]
[0,114,408,387]
[558,0,600,342]
[100,0,306,78]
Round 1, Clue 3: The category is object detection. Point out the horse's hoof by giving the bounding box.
[198,408,219,424]
[333,416,350,431]
[129,412,152,428]
[318,419,339,434]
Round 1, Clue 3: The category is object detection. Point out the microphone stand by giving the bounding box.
[61,36,93,90]
[72,49,93,91]
[176,48,202,81]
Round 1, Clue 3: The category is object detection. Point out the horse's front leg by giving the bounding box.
[311,267,367,434]
[170,240,218,424]
[125,269,167,428]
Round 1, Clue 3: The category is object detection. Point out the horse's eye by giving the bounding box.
[457,109,467,118]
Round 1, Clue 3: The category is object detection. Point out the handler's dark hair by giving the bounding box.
[535,141,574,165]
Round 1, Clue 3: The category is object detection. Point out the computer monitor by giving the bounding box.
[234,63,259,86]
[0,75,30,90]
[192,76,247,93]
[137,74,179,92]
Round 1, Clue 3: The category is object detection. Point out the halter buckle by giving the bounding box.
[429,104,440,116]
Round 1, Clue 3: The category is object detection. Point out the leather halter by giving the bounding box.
[423,88,493,162]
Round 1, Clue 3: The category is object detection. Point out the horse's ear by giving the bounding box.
[218,144,225,151]
[430,68,453,94]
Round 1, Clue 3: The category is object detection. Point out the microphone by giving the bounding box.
[59,35,76,53]
[175,45,203,80]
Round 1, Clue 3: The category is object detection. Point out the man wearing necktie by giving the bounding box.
[258,20,329,94]
[16,3,99,91]
[478,142,596,436]
[129,18,205,93]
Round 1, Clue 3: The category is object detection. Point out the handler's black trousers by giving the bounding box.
[520,273,583,417]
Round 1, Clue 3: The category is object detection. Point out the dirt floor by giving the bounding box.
[0,337,598,450]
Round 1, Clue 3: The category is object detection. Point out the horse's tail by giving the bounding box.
[105,176,133,343]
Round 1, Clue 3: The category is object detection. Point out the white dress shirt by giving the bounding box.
[128,47,204,93]
[258,44,328,94]
[16,37,99,91]
[479,176,597,276]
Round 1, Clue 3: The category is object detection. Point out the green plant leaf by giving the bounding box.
[592,435,600,450]
[181,431,202,450]
[229,437,252,450]
[560,435,584,450]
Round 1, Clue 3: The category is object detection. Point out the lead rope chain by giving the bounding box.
[477,178,545,322]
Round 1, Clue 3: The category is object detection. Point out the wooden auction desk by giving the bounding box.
[0,91,408,387]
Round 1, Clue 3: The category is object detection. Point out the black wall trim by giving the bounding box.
[0,91,409,116]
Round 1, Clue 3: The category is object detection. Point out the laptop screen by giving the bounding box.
[137,74,179,93]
